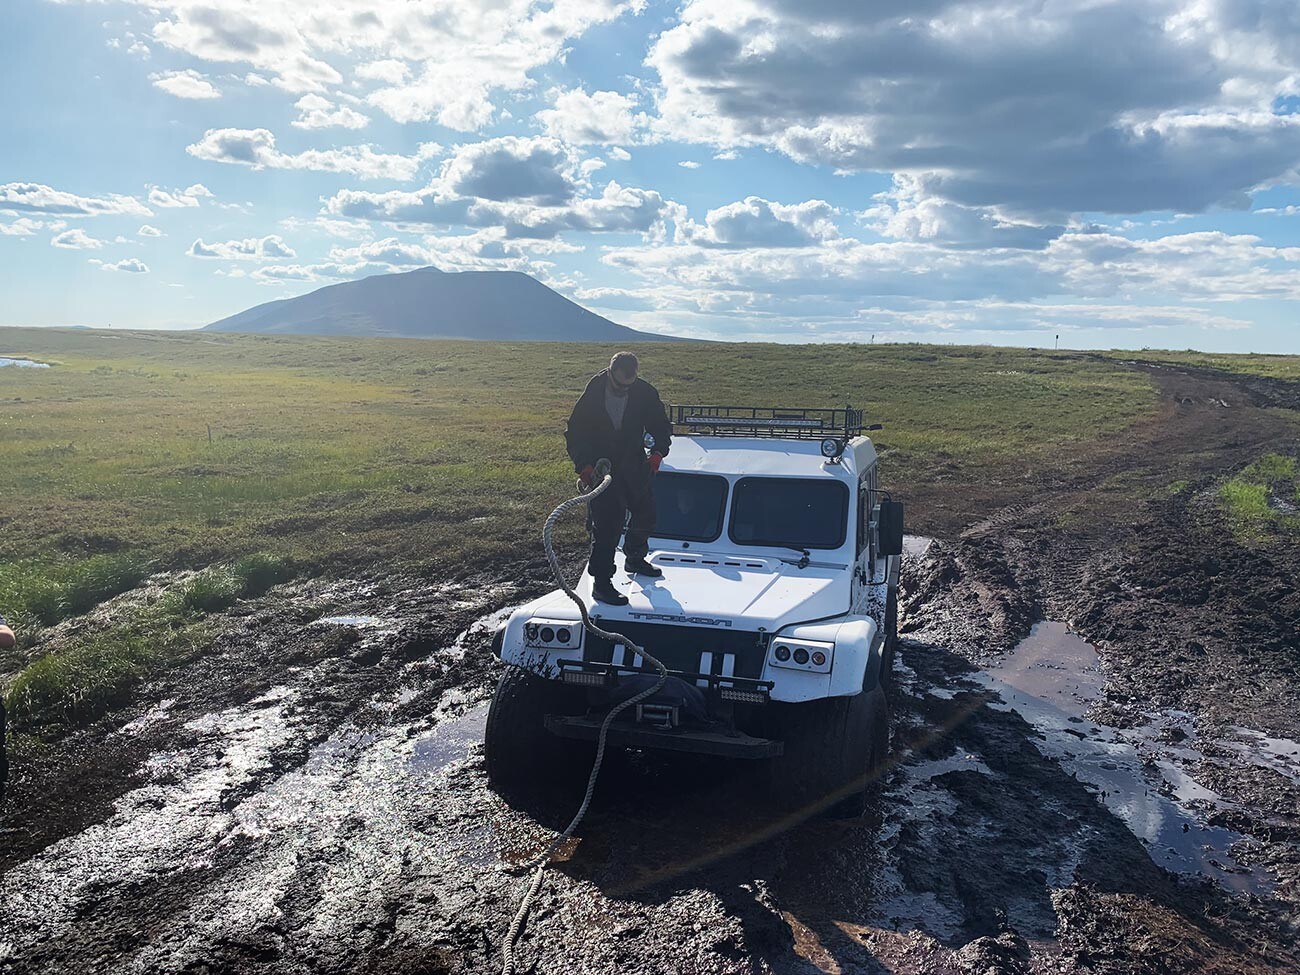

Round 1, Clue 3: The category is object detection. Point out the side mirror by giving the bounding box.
[877,500,904,556]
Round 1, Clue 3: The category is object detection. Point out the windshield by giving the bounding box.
[729,477,849,550]
[653,472,728,542]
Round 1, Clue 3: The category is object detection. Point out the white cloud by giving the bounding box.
[128,40,151,59]
[186,128,440,180]
[680,197,839,248]
[440,136,582,205]
[148,183,213,208]
[1,182,152,217]
[150,68,221,99]
[292,94,369,130]
[51,228,105,249]
[863,177,1065,250]
[608,147,631,162]
[138,224,164,237]
[99,257,150,273]
[187,234,297,260]
[71,0,641,126]
[327,174,677,242]
[537,88,645,145]
[356,59,408,85]
[677,160,701,169]
[0,217,45,236]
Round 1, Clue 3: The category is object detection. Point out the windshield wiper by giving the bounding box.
[774,547,811,569]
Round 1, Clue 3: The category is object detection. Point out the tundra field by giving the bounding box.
[1,327,1299,975]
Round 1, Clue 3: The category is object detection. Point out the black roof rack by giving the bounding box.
[670,405,868,441]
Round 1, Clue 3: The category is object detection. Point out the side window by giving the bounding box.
[856,476,873,555]
[856,466,878,557]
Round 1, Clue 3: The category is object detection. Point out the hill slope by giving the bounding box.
[204,266,679,341]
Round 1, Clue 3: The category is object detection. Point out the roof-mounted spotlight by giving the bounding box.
[820,437,844,461]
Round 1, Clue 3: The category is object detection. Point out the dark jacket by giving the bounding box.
[565,370,672,476]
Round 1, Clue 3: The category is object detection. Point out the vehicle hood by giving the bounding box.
[532,552,850,631]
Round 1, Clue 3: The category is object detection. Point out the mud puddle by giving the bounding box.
[977,621,1272,893]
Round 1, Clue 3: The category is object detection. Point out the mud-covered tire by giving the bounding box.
[765,683,889,819]
[484,667,593,801]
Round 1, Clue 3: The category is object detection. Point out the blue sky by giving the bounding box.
[4,0,1300,352]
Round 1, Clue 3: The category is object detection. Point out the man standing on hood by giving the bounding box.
[565,352,672,605]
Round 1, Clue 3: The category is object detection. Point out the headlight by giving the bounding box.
[820,437,843,458]
[523,619,583,650]
[769,637,833,673]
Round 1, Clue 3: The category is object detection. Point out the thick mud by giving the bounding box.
[2,362,1299,974]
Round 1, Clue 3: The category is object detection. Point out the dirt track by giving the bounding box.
[2,362,1298,974]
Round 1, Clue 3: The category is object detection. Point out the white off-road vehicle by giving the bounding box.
[486,406,903,815]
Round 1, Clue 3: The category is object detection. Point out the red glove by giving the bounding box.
[648,452,663,473]
[579,465,596,487]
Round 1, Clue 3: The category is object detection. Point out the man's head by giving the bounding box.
[606,351,638,396]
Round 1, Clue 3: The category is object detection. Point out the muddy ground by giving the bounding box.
[2,363,1298,974]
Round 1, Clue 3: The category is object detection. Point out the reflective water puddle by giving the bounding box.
[0,356,51,368]
[978,622,1272,894]
[314,614,386,628]
[410,703,490,773]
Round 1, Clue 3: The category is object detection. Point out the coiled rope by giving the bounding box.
[500,473,668,975]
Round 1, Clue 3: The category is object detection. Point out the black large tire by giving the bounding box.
[484,667,593,802]
[766,682,889,820]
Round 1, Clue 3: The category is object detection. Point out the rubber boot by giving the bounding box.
[624,557,662,578]
[591,577,629,605]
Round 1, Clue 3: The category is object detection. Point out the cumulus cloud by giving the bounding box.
[680,197,839,248]
[98,257,150,273]
[138,224,164,237]
[327,177,677,242]
[1,182,152,217]
[648,0,1300,228]
[537,88,645,145]
[148,183,213,208]
[150,68,221,99]
[440,136,581,205]
[187,235,297,260]
[186,128,440,180]
[863,178,1066,250]
[77,0,641,126]
[0,217,46,236]
[51,228,105,249]
[292,94,369,130]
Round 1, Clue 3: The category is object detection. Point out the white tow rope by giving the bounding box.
[500,473,668,975]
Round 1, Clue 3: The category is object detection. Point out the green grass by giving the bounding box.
[4,625,204,726]
[1,328,1296,732]
[3,551,292,727]
[1219,453,1300,539]
[0,329,1167,575]
[0,552,150,629]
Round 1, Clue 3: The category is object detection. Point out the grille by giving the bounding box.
[583,622,766,680]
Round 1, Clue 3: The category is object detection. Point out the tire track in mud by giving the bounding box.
[5,541,1295,975]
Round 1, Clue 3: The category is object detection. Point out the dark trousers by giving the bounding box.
[588,470,656,580]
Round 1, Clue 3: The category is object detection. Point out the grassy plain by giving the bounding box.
[1,328,1162,576]
[4,327,1300,730]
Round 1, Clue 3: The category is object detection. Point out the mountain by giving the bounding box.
[204,267,684,342]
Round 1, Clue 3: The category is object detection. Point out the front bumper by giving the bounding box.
[546,659,781,758]
[555,658,774,704]
[544,714,783,758]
